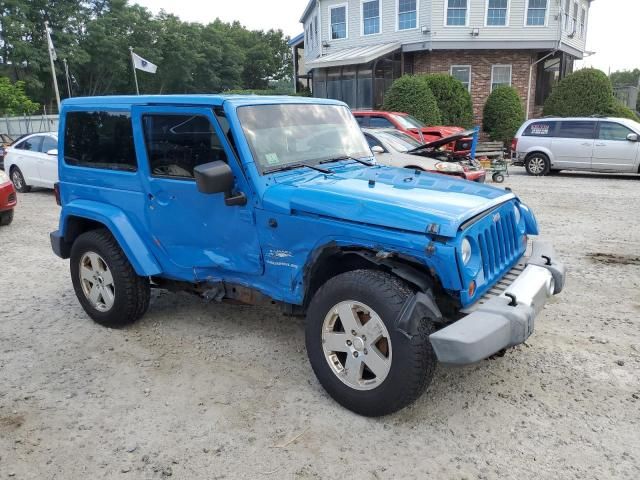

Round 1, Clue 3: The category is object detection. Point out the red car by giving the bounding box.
[353,110,473,155]
[0,169,16,225]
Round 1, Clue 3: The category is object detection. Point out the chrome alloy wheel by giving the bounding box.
[79,252,115,312]
[11,170,24,190]
[528,156,546,175]
[321,301,392,391]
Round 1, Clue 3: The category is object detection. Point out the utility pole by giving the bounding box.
[129,47,140,95]
[63,58,72,97]
[44,21,61,111]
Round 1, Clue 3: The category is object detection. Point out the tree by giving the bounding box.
[0,77,40,115]
[382,75,442,125]
[543,68,615,117]
[610,68,640,111]
[422,74,474,127]
[483,86,524,144]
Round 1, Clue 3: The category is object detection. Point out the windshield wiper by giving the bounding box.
[319,155,375,167]
[266,162,334,174]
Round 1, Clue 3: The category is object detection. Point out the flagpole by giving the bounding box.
[129,47,140,95]
[44,21,61,111]
[63,58,72,97]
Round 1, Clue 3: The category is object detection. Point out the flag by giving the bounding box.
[45,23,57,61]
[131,51,158,74]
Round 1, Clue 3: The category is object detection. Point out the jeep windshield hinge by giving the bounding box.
[225,191,247,207]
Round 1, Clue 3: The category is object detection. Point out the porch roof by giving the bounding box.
[305,42,401,70]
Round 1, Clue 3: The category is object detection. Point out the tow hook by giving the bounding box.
[505,292,518,307]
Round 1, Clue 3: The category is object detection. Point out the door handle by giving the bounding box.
[581,142,592,146]
[595,143,606,147]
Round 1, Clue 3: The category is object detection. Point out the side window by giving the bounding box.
[369,116,394,128]
[598,122,633,141]
[16,136,42,152]
[40,136,58,153]
[365,134,384,150]
[142,114,227,179]
[355,116,369,128]
[556,121,596,139]
[64,111,136,171]
[523,121,556,137]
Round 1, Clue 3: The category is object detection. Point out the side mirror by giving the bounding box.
[194,161,246,206]
[371,145,385,154]
[626,133,639,142]
[46,149,58,156]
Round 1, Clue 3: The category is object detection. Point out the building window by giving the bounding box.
[314,16,319,46]
[450,65,471,91]
[526,0,547,26]
[486,0,508,26]
[491,65,512,91]
[330,4,348,40]
[446,0,468,26]
[580,7,586,37]
[564,0,571,29]
[398,0,417,30]
[571,2,578,34]
[362,0,381,35]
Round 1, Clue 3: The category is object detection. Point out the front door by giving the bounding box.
[131,106,263,276]
[551,120,596,170]
[592,121,639,172]
[36,135,59,188]
[13,135,43,185]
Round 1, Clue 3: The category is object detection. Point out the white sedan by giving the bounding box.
[4,132,58,192]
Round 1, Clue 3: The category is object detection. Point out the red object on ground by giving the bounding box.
[352,110,473,154]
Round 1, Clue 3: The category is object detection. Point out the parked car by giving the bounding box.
[363,128,486,182]
[513,117,640,176]
[51,95,565,417]
[352,110,473,155]
[0,169,17,225]
[0,133,15,170]
[4,132,59,192]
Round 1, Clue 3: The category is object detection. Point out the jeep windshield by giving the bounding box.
[237,104,372,174]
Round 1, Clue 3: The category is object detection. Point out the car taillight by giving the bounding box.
[54,182,61,206]
[510,138,518,152]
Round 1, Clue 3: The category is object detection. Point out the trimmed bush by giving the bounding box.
[383,75,442,125]
[543,69,614,117]
[422,74,474,128]
[483,86,524,144]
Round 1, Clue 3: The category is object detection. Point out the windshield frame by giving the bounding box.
[237,103,373,175]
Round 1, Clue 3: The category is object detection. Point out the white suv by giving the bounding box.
[512,117,640,176]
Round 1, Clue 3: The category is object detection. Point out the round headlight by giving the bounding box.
[513,205,521,224]
[461,238,472,265]
[435,162,464,173]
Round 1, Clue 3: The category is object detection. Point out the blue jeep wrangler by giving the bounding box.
[51,95,566,416]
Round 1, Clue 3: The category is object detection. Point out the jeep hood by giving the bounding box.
[262,165,515,238]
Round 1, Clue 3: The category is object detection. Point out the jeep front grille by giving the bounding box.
[477,208,521,278]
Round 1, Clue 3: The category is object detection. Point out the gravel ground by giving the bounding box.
[0,168,639,480]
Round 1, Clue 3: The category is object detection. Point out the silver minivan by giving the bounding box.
[513,117,640,176]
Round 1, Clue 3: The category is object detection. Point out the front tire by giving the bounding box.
[10,167,31,193]
[0,209,13,226]
[70,228,150,328]
[525,153,550,176]
[305,269,436,416]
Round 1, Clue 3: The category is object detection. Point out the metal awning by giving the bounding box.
[305,42,400,70]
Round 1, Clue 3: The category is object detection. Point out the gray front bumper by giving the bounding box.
[429,239,566,365]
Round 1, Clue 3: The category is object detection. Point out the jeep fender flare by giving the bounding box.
[61,200,162,276]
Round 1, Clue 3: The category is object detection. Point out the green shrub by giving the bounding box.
[422,74,474,127]
[483,86,524,144]
[543,69,614,117]
[382,75,442,125]
[608,101,640,121]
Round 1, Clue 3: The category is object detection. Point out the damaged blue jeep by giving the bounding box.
[51,95,566,416]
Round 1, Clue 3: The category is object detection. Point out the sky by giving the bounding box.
[133,0,638,74]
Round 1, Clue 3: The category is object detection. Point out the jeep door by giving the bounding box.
[551,121,596,170]
[132,106,262,276]
[592,121,639,172]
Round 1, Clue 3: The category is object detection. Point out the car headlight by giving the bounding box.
[513,204,521,224]
[434,162,463,173]
[461,238,472,265]
[0,170,9,184]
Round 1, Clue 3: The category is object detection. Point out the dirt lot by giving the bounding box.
[1,168,639,480]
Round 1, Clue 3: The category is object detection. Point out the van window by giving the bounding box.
[598,122,633,141]
[556,121,596,139]
[64,111,137,171]
[142,114,227,179]
[523,121,556,137]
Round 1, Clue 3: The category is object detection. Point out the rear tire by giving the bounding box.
[10,167,30,193]
[525,153,550,176]
[70,228,150,328]
[0,209,13,226]
[305,269,437,416]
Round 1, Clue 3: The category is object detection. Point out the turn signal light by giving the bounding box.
[468,281,476,297]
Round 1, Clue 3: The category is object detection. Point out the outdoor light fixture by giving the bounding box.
[421,25,430,35]
[471,28,480,37]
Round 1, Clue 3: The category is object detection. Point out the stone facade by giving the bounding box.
[412,50,537,130]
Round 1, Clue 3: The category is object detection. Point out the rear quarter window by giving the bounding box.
[523,122,556,137]
[64,111,137,171]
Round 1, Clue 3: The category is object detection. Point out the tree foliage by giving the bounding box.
[610,68,640,112]
[543,69,615,117]
[482,86,524,144]
[382,75,442,126]
[0,0,293,111]
[0,77,40,115]
[422,74,474,128]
